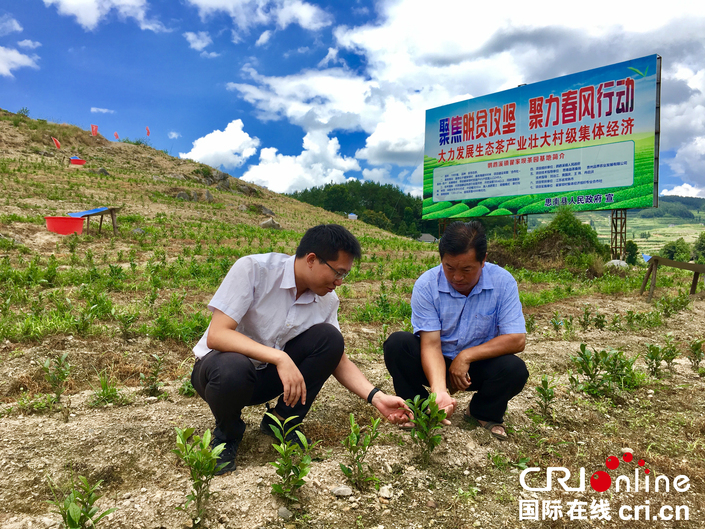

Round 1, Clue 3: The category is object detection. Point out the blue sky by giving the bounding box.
[2,0,705,198]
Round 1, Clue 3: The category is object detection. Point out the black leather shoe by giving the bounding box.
[212,437,239,475]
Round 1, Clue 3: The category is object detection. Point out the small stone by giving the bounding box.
[278,506,293,520]
[427,500,438,508]
[378,497,389,504]
[140,488,147,493]
[290,503,301,510]
[385,462,393,473]
[378,485,393,499]
[123,493,131,499]
[474,522,481,527]
[463,470,470,476]
[342,506,351,512]
[331,485,353,497]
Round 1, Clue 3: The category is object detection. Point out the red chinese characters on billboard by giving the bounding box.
[436,76,636,161]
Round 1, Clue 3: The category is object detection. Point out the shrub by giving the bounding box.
[660,237,691,262]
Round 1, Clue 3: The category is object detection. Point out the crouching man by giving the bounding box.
[192,224,409,474]
[384,221,528,440]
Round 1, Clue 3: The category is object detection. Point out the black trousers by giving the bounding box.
[383,331,528,424]
[191,323,344,442]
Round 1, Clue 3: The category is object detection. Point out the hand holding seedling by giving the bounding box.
[370,392,410,424]
[428,390,455,425]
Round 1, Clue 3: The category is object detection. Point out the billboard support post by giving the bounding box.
[610,209,627,260]
[513,215,528,239]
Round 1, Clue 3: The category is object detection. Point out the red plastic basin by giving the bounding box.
[70,158,86,165]
[45,216,84,235]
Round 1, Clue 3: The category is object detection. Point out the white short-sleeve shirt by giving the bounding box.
[193,253,340,368]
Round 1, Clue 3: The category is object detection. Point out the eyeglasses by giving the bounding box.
[320,259,350,280]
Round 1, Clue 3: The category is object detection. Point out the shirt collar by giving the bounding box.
[436,263,494,298]
[281,254,317,304]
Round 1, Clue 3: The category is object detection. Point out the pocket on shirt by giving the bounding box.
[471,312,497,341]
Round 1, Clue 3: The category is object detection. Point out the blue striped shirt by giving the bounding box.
[411,262,525,360]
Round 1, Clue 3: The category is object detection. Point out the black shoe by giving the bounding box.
[212,437,239,475]
[259,411,310,449]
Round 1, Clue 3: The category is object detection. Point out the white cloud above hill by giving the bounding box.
[0,46,39,77]
[179,119,260,170]
[240,131,359,193]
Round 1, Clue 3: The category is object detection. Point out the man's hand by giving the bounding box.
[433,390,457,425]
[275,356,306,407]
[448,353,472,392]
[371,392,411,424]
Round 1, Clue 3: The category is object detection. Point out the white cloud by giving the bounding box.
[661,183,705,198]
[200,50,220,58]
[275,0,332,30]
[317,47,340,68]
[183,31,212,51]
[17,39,41,49]
[179,119,260,170]
[255,30,272,46]
[0,47,39,78]
[41,0,167,32]
[0,15,22,36]
[240,131,359,193]
[90,107,114,113]
[168,131,181,139]
[184,0,331,32]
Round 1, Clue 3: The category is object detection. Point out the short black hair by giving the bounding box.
[295,224,362,262]
[438,221,487,262]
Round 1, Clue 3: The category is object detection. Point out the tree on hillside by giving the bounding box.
[660,237,692,262]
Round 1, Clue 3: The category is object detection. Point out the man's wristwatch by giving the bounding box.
[367,387,382,404]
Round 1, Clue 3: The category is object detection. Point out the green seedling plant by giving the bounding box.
[569,343,642,397]
[662,333,680,371]
[179,375,197,397]
[550,311,563,333]
[686,338,704,372]
[525,314,536,334]
[340,413,381,490]
[140,353,165,397]
[593,313,606,330]
[46,475,116,529]
[173,427,225,528]
[42,352,71,406]
[266,413,318,503]
[89,368,129,407]
[535,374,556,421]
[563,315,575,340]
[405,393,446,469]
[645,344,664,378]
[579,305,593,331]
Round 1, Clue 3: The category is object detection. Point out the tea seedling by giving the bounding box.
[173,427,225,528]
[686,338,704,372]
[645,344,664,378]
[550,311,563,333]
[569,343,643,397]
[579,304,592,331]
[42,352,71,405]
[340,413,380,490]
[405,393,446,469]
[662,333,680,371]
[89,369,129,407]
[140,353,165,397]
[525,314,536,334]
[46,475,116,529]
[267,413,317,503]
[179,375,197,397]
[535,374,556,421]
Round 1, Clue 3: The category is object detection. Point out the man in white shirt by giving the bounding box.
[192,224,409,474]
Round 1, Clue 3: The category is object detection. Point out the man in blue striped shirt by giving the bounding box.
[384,221,528,440]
